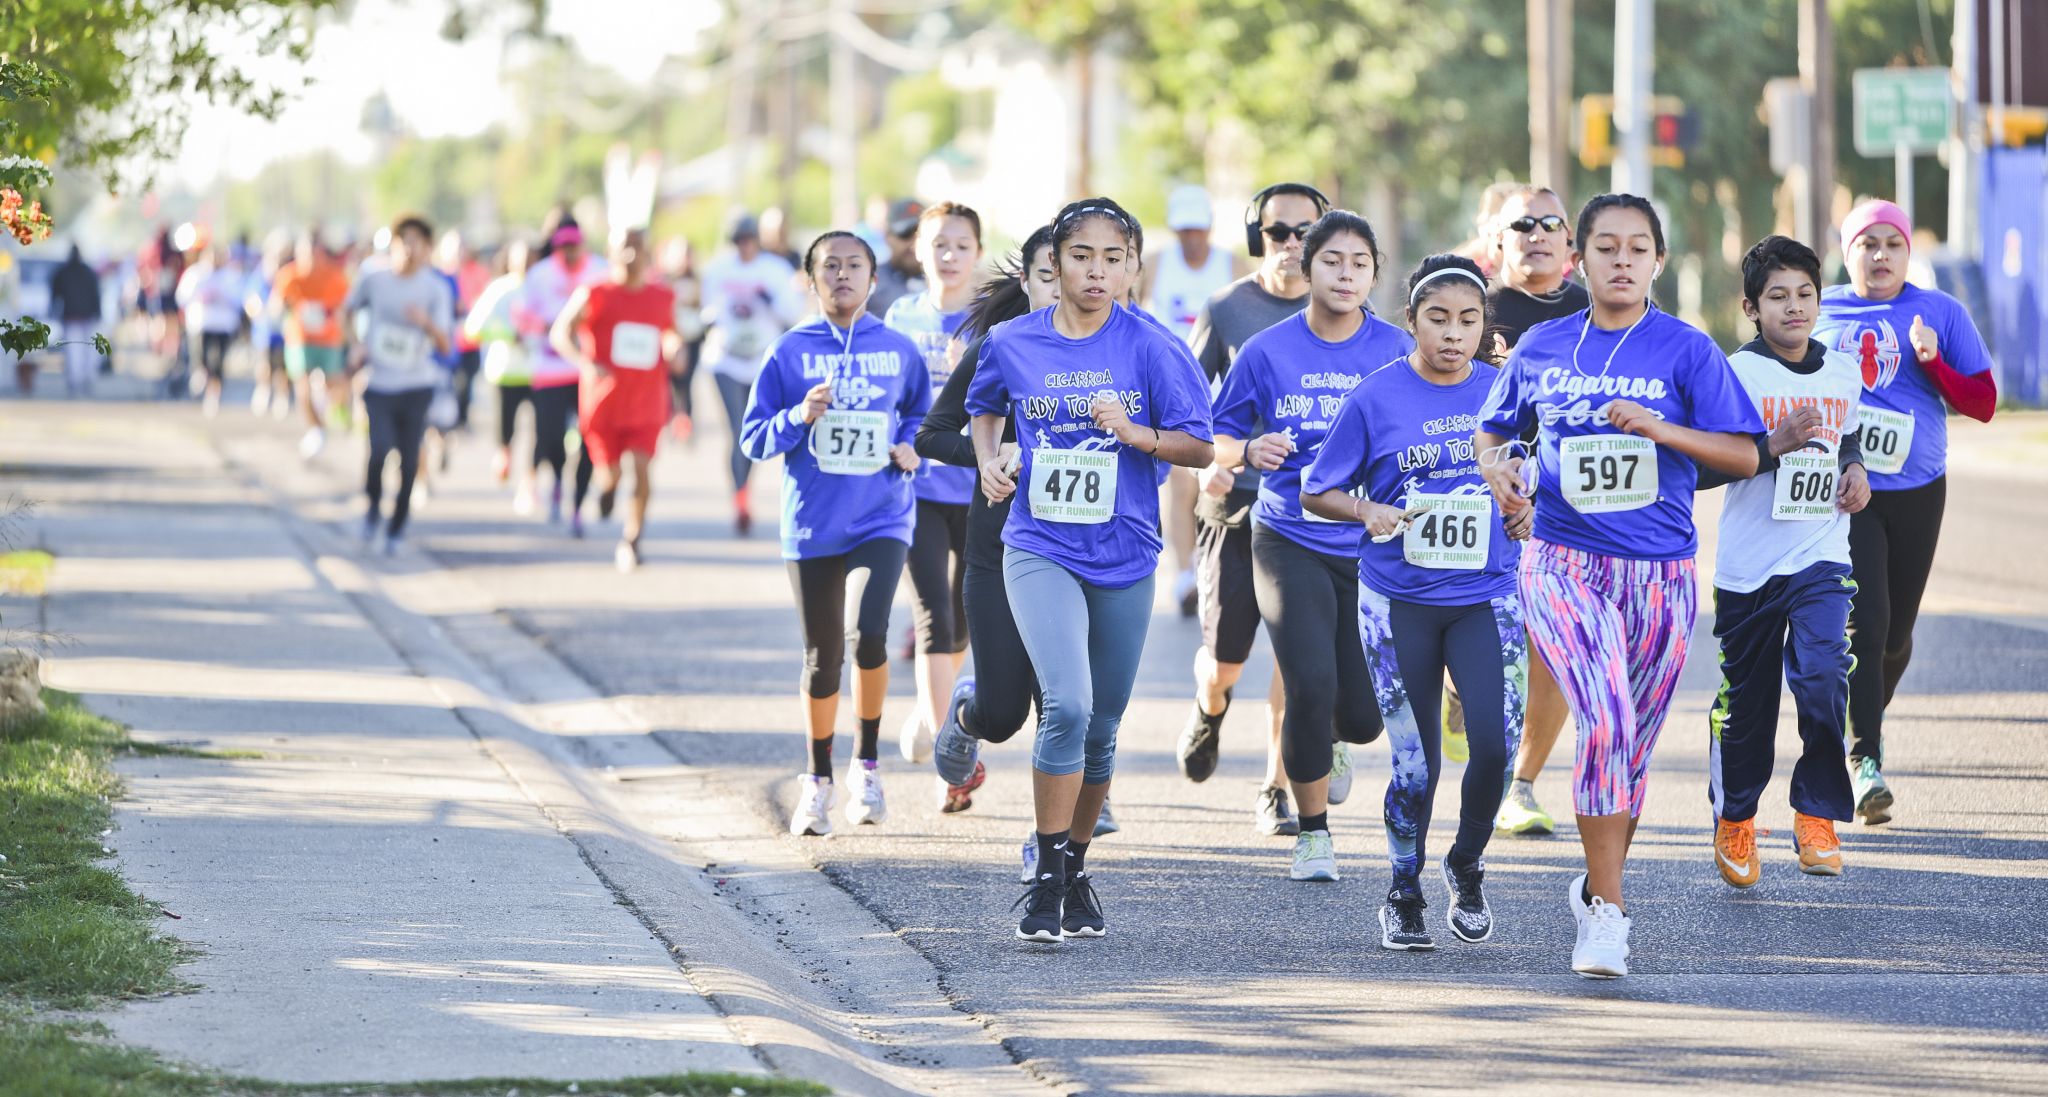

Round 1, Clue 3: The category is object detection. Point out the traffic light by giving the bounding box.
[1578,95,1696,169]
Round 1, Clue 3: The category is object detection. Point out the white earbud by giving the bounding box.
[1653,262,1664,279]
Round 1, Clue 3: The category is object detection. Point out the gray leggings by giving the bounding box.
[1003,547,1155,784]
[714,371,754,492]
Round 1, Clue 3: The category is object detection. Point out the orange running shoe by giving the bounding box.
[1715,816,1761,888]
[1794,812,1844,876]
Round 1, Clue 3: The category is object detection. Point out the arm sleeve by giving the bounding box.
[1694,434,1775,490]
[738,349,810,460]
[1301,393,1371,497]
[916,334,982,467]
[1839,421,1864,469]
[1923,349,1997,422]
[1188,303,1229,385]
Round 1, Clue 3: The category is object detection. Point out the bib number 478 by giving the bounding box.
[1040,465,1103,505]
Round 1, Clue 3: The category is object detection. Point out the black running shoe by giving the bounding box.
[1013,877,1066,943]
[1379,886,1435,952]
[1440,855,1492,943]
[1177,690,1231,783]
[1255,786,1300,837]
[597,486,617,521]
[1061,873,1106,938]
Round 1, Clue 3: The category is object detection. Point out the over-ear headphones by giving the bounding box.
[1244,182,1332,258]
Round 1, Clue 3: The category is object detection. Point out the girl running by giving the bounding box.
[921,225,1058,816]
[740,231,930,837]
[549,227,681,573]
[885,201,985,764]
[464,240,535,496]
[966,198,1214,943]
[1474,194,1765,978]
[516,220,609,526]
[1213,210,1404,885]
[1304,253,1525,950]
[1814,200,1996,825]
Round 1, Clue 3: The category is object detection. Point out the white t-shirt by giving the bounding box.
[701,251,802,381]
[179,264,247,335]
[1714,340,1863,594]
[1144,241,1234,344]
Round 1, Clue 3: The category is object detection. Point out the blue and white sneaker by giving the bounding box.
[932,675,980,786]
[1018,831,1038,883]
[1093,799,1119,837]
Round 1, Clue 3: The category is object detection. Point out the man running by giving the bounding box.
[701,212,803,535]
[273,229,353,458]
[1181,182,1330,837]
[341,214,454,555]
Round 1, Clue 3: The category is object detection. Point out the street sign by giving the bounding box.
[1853,67,1951,156]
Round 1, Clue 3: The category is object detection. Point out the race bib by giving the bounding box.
[809,409,890,475]
[609,321,661,370]
[298,303,329,331]
[1028,449,1118,524]
[1771,450,1838,521]
[1560,435,1657,513]
[1857,407,1913,476]
[371,324,428,365]
[1402,495,1493,570]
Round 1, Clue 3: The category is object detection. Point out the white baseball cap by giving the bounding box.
[1165,184,1213,231]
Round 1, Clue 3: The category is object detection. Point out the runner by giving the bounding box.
[741,230,929,836]
[869,199,926,318]
[1814,200,1997,825]
[1143,183,1237,616]
[1182,181,1331,837]
[1212,210,1406,884]
[659,236,707,443]
[884,201,985,764]
[464,239,535,492]
[1704,235,1868,885]
[177,245,244,418]
[1305,252,1528,949]
[273,229,353,459]
[1474,193,1766,978]
[517,219,609,530]
[966,198,1215,943]
[437,230,492,433]
[244,236,289,418]
[703,212,803,536]
[923,225,1059,821]
[1484,183,1589,837]
[340,213,455,555]
[550,227,680,573]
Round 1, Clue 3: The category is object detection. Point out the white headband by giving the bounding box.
[1408,267,1487,307]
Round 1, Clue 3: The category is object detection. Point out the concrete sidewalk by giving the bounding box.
[4,402,767,1084]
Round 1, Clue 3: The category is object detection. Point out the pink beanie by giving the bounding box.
[1840,199,1912,254]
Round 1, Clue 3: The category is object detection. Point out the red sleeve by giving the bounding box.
[1922,351,1997,423]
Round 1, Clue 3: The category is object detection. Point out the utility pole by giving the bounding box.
[1612,0,1653,196]
[1798,0,1835,259]
[829,0,859,225]
[1528,0,1574,191]
[771,0,799,214]
[726,5,761,204]
[1948,0,1978,256]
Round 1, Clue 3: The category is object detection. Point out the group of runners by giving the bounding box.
[740,181,1994,979]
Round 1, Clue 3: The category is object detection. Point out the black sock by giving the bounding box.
[1034,830,1069,883]
[856,717,880,761]
[1064,840,1089,879]
[1299,811,1329,834]
[808,735,833,778]
[1580,878,1594,907]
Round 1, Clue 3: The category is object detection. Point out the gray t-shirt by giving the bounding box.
[345,266,453,393]
[1188,275,1310,498]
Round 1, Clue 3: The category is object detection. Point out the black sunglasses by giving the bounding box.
[1261,222,1314,243]
[1506,214,1568,235]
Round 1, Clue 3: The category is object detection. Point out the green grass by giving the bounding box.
[0,691,826,1097]
[0,549,53,595]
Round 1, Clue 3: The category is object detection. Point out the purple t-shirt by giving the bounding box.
[1815,282,1993,491]
[1478,306,1764,561]
[1212,310,1414,557]
[740,314,931,560]
[966,305,1213,587]
[1306,358,1518,604]
[884,295,975,506]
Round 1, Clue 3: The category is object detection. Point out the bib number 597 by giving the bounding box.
[1560,435,1658,513]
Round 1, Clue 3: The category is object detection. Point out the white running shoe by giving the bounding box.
[614,540,640,574]
[1327,742,1354,806]
[1019,831,1039,883]
[1571,896,1632,979]
[251,386,271,415]
[1289,830,1339,882]
[789,774,836,837]
[845,761,887,826]
[899,708,932,764]
[513,481,537,516]
[1567,871,1591,923]
[299,427,326,461]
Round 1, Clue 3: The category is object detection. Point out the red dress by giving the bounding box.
[577,281,677,465]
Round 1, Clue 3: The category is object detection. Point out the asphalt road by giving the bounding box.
[83,365,2048,1095]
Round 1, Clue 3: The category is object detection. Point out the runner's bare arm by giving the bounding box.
[1605,399,1759,478]
[547,287,595,371]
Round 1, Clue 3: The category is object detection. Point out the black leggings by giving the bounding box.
[959,556,1036,744]
[1846,476,1945,766]
[786,538,910,699]
[530,382,577,479]
[672,339,701,420]
[1250,524,1382,784]
[497,384,533,448]
[907,500,969,655]
[453,349,481,430]
[364,387,434,536]
[198,331,231,379]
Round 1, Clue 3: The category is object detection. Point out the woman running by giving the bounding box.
[1814,200,1996,825]
[516,219,609,527]
[885,201,985,763]
[1213,210,1403,884]
[1305,252,1525,950]
[922,225,1058,817]
[550,227,681,573]
[966,198,1214,943]
[465,240,535,494]
[741,231,930,837]
[1474,194,1765,978]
